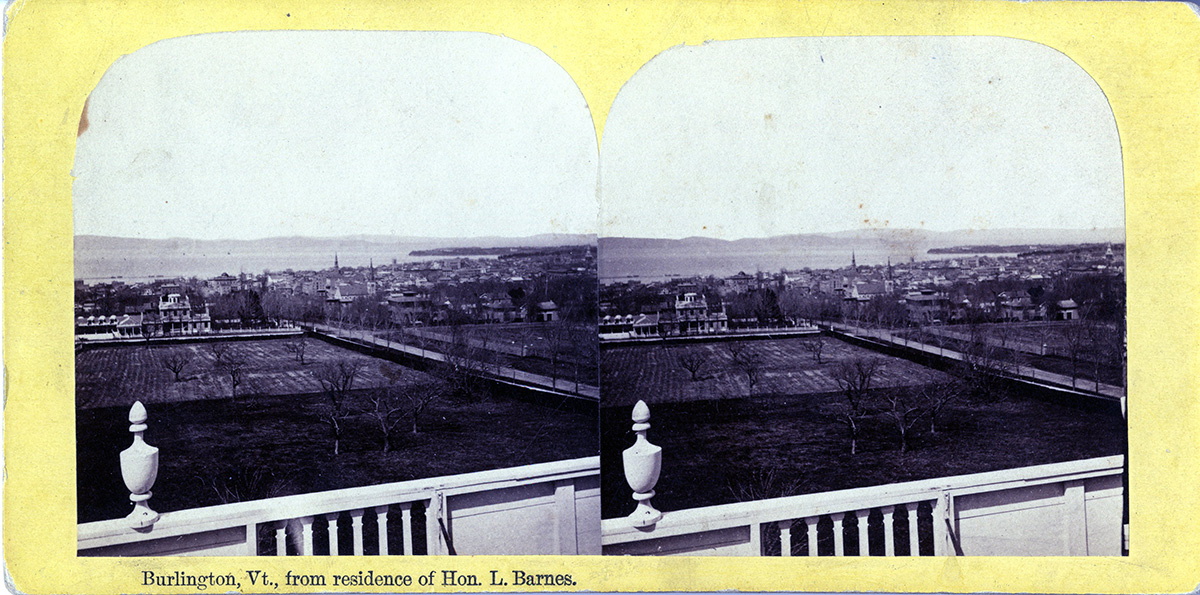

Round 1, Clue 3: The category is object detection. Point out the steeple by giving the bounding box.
[887,257,893,280]
[334,253,339,270]
[851,251,857,270]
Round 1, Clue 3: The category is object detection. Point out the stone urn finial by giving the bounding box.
[622,400,663,527]
[120,401,160,529]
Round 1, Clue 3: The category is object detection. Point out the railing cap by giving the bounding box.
[128,401,148,425]
[632,400,650,423]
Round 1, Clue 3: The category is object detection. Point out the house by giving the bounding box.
[1056,299,1080,321]
[727,272,756,293]
[142,293,212,336]
[997,293,1045,322]
[482,299,523,323]
[533,301,559,323]
[210,273,238,295]
[905,290,950,324]
[388,291,432,324]
[659,292,727,336]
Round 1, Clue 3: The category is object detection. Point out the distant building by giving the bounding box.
[1055,299,1080,321]
[727,272,755,293]
[388,291,432,324]
[905,290,950,324]
[142,293,212,336]
[210,273,238,295]
[659,292,728,336]
[532,301,559,323]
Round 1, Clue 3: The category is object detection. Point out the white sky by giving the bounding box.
[599,36,1124,240]
[73,31,599,240]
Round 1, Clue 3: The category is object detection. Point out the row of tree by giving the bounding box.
[669,338,1004,456]
[156,339,459,455]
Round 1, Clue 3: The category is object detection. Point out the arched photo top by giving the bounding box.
[73,30,599,243]
[600,36,1122,243]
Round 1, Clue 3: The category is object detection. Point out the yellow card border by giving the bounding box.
[5,0,1200,593]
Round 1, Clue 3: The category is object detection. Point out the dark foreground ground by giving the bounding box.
[79,386,597,524]
[601,384,1125,519]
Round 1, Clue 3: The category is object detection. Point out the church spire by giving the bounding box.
[334,252,339,270]
[851,250,857,270]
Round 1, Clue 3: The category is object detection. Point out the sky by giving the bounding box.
[72,31,599,241]
[599,36,1125,240]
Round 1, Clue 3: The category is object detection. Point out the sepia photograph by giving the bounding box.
[597,37,1127,557]
[72,31,601,557]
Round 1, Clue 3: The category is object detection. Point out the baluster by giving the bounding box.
[749,522,762,556]
[275,522,288,556]
[777,520,792,557]
[299,516,314,556]
[832,513,845,556]
[350,509,366,555]
[245,523,257,556]
[375,506,390,555]
[856,509,870,556]
[882,506,895,556]
[325,513,340,556]
[932,495,949,556]
[907,503,920,556]
[400,503,414,555]
[804,516,819,556]
[426,495,444,555]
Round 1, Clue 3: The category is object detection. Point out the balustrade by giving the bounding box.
[80,402,600,557]
[603,400,1124,557]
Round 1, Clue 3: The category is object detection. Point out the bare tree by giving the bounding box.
[372,364,447,449]
[159,350,193,382]
[313,359,366,455]
[1084,318,1119,391]
[921,381,966,435]
[209,341,230,365]
[545,321,570,389]
[725,340,748,362]
[676,350,709,381]
[960,325,1013,402]
[282,336,308,365]
[725,342,762,392]
[831,357,881,455]
[217,350,249,401]
[441,324,486,400]
[880,387,928,454]
[1058,322,1087,389]
[800,335,827,364]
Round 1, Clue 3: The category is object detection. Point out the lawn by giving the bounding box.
[76,338,403,409]
[601,336,953,408]
[77,338,597,525]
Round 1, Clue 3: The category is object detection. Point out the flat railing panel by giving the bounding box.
[602,456,1123,557]
[80,457,598,557]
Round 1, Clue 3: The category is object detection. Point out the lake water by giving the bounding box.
[599,245,1017,282]
[75,248,490,283]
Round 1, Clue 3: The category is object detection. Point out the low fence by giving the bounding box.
[79,404,600,556]
[601,401,1125,556]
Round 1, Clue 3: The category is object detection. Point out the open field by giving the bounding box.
[77,338,408,409]
[601,336,953,408]
[601,389,1125,519]
[77,337,598,524]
